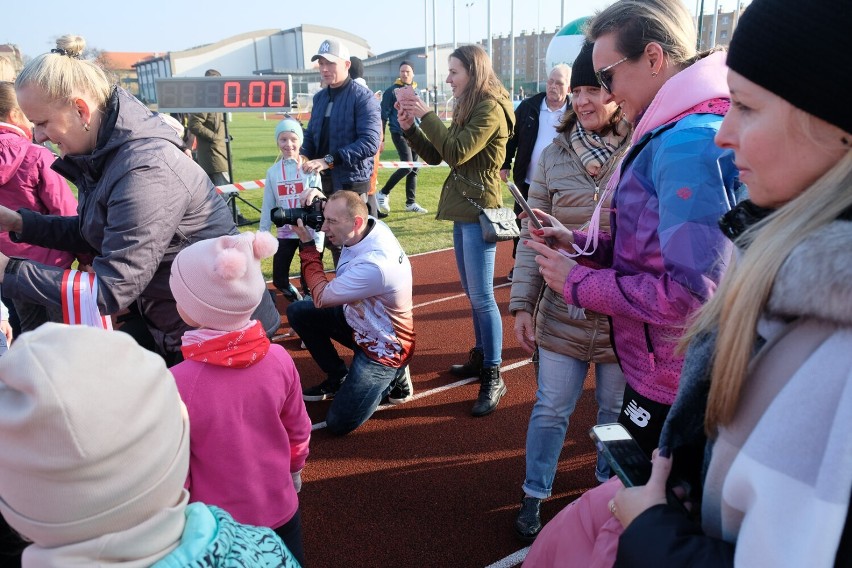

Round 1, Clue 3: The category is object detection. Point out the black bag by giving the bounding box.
[478,207,520,242]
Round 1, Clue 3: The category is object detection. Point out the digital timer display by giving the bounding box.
[154,76,293,113]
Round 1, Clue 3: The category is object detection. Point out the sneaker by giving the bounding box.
[302,376,343,401]
[507,268,514,282]
[280,283,302,303]
[377,210,389,219]
[377,192,390,214]
[388,366,414,405]
[405,202,428,214]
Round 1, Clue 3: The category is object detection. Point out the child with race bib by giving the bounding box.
[260,118,324,302]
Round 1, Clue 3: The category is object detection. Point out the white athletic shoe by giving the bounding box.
[377,192,390,214]
[405,202,428,214]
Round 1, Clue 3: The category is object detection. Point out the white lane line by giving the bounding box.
[484,547,530,568]
[307,251,520,430]
[413,281,511,309]
[310,358,532,431]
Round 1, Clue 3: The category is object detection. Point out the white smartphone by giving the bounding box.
[506,181,543,231]
[588,423,652,488]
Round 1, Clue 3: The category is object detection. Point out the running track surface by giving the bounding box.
[272,241,601,567]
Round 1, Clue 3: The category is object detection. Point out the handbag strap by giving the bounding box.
[465,196,485,211]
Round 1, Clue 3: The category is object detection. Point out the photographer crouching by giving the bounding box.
[282,189,415,435]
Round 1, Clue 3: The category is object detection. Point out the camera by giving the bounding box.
[270,199,326,231]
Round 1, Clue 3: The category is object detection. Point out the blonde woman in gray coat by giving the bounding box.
[509,42,632,542]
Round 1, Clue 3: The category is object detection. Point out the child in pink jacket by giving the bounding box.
[169,231,311,566]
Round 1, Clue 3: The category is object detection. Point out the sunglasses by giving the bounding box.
[595,56,631,94]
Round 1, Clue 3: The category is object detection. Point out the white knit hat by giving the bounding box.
[0,323,189,548]
[170,231,278,331]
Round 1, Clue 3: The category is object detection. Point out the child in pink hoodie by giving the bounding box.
[169,231,311,566]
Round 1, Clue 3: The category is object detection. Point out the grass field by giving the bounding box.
[225,112,511,280]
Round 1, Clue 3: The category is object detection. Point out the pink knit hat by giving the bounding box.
[170,231,278,331]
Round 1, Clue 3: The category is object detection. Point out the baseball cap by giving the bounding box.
[311,38,351,64]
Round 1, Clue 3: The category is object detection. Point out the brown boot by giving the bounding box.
[471,366,507,416]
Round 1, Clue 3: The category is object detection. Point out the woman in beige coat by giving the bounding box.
[509,42,632,541]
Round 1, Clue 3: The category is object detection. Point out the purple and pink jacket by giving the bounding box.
[565,51,741,405]
[170,344,311,530]
[0,125,78,267]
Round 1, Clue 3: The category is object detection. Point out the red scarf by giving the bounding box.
[180,321,270,368]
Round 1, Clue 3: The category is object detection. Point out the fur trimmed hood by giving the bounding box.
[767,220,852,326]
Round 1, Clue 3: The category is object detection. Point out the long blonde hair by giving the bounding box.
[15,35,111,107]
[449,45,509,127]
[683,146,852,435]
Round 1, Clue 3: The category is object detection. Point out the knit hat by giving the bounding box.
[349,56,365,80]
[274,117,304,146]
[727,0,851,134]
[170,231,278,331]
[570,41,598,90]
[0,323,190,548]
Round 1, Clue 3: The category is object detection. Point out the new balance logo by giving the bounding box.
[624,400,651,427]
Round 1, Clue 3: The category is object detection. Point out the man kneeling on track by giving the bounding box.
[287,189,415,435]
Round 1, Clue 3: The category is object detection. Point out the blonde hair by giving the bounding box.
[683,143,852,435]
[0,81,20,122]
[448,45,509,127]
[15,35,111,107]
[587,0,697,68]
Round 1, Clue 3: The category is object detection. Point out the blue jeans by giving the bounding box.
[287,300,406,435]
[523,347,626,498]
[453,222,501,367]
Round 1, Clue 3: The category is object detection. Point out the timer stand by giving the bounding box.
[222,116,260,226]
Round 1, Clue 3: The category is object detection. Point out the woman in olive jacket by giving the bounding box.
[398,44,515,417]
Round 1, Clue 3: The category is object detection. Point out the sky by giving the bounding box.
[3,0,740,61]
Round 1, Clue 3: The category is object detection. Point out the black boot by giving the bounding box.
[471,366,506,417]
[514,496,542,542]
[450,347,484,377]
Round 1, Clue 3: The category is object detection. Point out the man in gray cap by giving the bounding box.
[301,39,381,201]
[301,39,382,265]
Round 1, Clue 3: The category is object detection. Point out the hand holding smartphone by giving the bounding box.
[589,423,692,516]
[589,423,652,487]
[507,181,555,248]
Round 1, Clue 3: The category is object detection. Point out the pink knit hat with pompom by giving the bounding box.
[170,231,278,331]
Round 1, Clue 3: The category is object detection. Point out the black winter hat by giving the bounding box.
[570,41,598,91]
[726,0,851,134]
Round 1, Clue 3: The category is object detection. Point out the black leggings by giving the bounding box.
[272,238,309,296]
[617,382,672,459]
[273,507,305,567]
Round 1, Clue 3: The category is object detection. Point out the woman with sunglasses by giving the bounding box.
[525,0,740,456]
[524,0,851,564]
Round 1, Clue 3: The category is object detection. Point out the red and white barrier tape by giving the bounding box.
[216,161,448,194]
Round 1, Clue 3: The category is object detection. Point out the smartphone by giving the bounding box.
[394,85,418,102]
[589,423,652,487]
[506,181,543,231]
